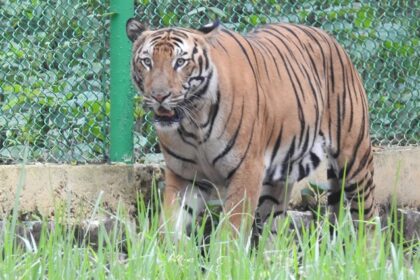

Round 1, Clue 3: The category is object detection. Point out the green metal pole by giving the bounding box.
[110,0,134,163]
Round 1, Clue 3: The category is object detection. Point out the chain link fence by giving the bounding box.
[1,0,419,164]
[1,0,109,163]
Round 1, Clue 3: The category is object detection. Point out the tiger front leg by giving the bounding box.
[223,159,264,237]
[160,168,210,239]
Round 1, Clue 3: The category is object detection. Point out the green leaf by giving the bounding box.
[384,40,393,49]
[91,125,104,141]
[162,12,177,26]
[187,7,206,16]
[2,85,14,93]
[13,84,23,93]
[249,15,259,26]
[2,98,19,110]
[105,101,111,116]
[209,7,226,18]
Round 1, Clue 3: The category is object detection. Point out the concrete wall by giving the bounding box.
[0,147,419,220]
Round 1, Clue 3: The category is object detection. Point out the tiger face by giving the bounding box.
[126,19,217,129]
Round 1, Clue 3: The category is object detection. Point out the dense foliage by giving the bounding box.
[0,0,418,163]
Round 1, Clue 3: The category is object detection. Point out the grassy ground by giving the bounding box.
[0,198,419,280]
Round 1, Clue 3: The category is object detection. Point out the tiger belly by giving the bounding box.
[263,135,325,185]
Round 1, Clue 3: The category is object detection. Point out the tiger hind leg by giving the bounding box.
[253,181,294,238]
[326,165,343,225]
[327,150,377,223]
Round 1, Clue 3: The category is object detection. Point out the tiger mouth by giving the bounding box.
[154,107,182,124]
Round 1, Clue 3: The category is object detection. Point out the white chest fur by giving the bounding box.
[159,126,232,186]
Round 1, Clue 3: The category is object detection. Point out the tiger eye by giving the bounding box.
[176,58,185,67]
[142,58,152,67]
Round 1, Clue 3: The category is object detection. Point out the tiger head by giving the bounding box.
[126,19,219,129]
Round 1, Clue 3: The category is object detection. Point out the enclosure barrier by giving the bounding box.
[0,0,418,164]
[109,0,134,162]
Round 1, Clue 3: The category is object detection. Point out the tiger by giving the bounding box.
[126,18,377,238]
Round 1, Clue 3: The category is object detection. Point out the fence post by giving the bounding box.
[109,0,134,163]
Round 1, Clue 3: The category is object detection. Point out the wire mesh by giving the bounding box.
[0,0,109,163]
[0,1,418,164]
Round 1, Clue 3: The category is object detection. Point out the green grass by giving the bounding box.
[0,198,419,280]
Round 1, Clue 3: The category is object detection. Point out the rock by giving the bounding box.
[287,210,314,232]
[397,209,420,242]
[134,163,164,206]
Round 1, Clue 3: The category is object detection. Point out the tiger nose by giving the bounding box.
[151,92,171,103]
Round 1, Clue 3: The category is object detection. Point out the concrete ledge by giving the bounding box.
[0,163,163,221]
[0,147,419,220]
[291,147,420,208]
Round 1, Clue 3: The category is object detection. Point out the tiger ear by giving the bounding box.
[198,20,221,41]
[126,18,147,42]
